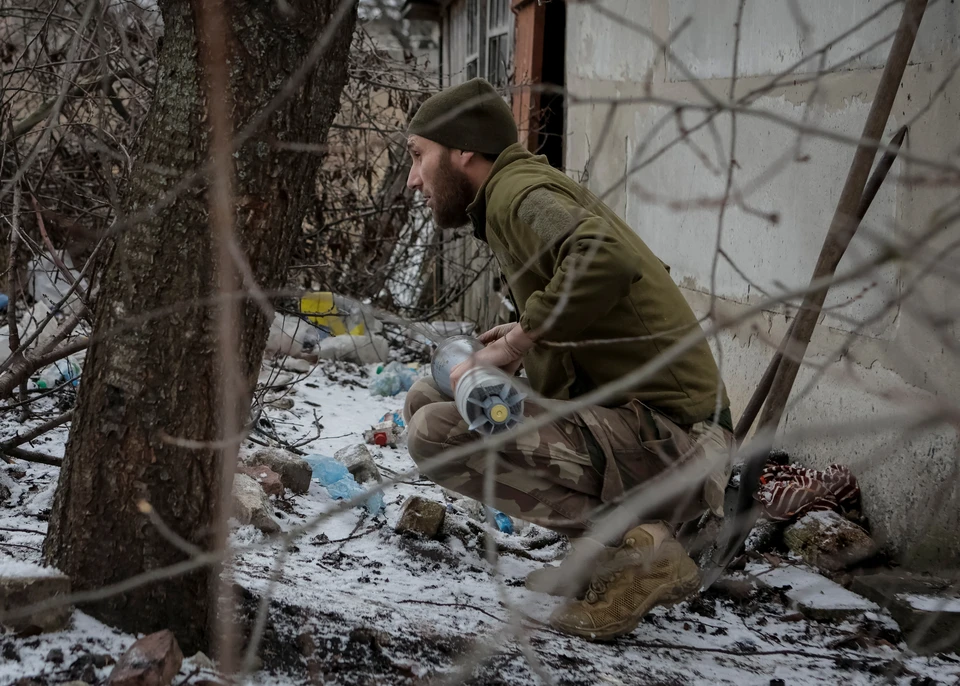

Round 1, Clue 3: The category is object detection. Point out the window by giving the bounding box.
[486,0,510,86]
[465,0,479,81]
[447,0,512,87]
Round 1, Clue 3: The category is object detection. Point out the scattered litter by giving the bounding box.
[266,312,323,361]
[370,361,418,397]
[378,410,405,427]
[363,415,404,448]
[316,333,389,364]
[32,357,82,390]
[27,251,87,316]
[307,454,384,515]
[755,463,860,521]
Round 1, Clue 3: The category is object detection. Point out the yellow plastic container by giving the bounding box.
[300,292,366,336]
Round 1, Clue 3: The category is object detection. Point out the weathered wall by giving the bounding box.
[565,0,960,570]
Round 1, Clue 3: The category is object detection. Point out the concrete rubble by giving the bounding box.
[241,447,312,494]
[238,464,284,498]
[783,510,875,572]
[852,572,960,654]
[334,443,382,484]
[107,630,183,686]
[0,561,72,632]
[232,474,280,535]
[745,560,881,621]
[395,496,446,539]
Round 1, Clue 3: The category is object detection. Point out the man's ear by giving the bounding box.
[456,149,476,169]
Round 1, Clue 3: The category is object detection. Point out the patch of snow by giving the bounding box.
[746,561,879,612]
[898,592,960,614]
[1,360,959,685]
[0,558,64,578]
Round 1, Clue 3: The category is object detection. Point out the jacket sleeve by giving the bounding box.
[509,187,639,342]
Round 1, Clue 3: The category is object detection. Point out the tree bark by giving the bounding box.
[43,0,356,653]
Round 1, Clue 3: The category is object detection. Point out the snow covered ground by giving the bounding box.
[2,358,959,685]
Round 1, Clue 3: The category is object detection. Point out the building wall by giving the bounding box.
[565,0,960,570]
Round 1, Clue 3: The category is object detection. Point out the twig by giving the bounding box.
[0,446,63,467]
[399,599,505,624]
[0,409,73,450]
[0,527,47,535]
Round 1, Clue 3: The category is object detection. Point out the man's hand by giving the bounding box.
[449,324,536,393]
[478,321,517,345]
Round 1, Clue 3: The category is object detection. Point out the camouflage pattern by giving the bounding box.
[403,378,734,538]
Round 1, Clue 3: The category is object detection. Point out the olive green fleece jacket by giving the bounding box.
[466,143,730,426]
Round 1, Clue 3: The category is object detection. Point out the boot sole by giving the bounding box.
[551,568,702,641]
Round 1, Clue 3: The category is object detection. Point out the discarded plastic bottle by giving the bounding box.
[485,507,514,534]
[34,358,81,390]
[370,361,417,397]
[305,454,384,516]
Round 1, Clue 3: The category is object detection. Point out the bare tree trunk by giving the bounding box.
[43,0,356,653]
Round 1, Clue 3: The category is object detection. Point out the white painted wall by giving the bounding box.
[565,0,960,570]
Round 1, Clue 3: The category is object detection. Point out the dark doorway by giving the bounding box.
[537,0,565,170]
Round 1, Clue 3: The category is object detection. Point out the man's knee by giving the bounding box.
[406,401,466,467]
[402,377,448,424]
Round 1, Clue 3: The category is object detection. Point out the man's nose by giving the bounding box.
[407,166,421,191]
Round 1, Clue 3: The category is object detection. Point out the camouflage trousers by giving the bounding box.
[403,378,734,540]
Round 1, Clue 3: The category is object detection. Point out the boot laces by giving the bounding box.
[584,547,651,603]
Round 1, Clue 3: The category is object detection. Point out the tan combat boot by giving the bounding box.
[549,524,701,640]
[525,538,612,597]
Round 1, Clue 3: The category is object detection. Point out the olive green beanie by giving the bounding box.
[408,78,518,156]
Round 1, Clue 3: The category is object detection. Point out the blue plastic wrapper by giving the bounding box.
[370,361,417,397]
[305,454,385,515]
[379,411,405,428]
[485,507,514,534]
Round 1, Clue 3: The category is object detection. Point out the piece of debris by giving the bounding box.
[265,312,321,361]
[784,510,875,572]
[755,463,860,521]
[0,560,72,632]
[266,396,295,411]
[395,496,446,539]
[308,455,384,515]
[363,417,404,448]
[744,518,784,555]
[238,464,284,498]
[241,448,312,494]
[232,474,280,535]
[746,560,879,620]
[317,333,389,365]
[852,571,960,654]
[273,357,313,374]
[188,651,216,671]
[107,629,183,686]
[334,443,382,484]
[370,362,418,397]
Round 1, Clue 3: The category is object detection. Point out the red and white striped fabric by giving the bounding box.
[753,463,861,521]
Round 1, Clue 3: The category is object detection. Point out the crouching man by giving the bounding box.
[401,78,734,641]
